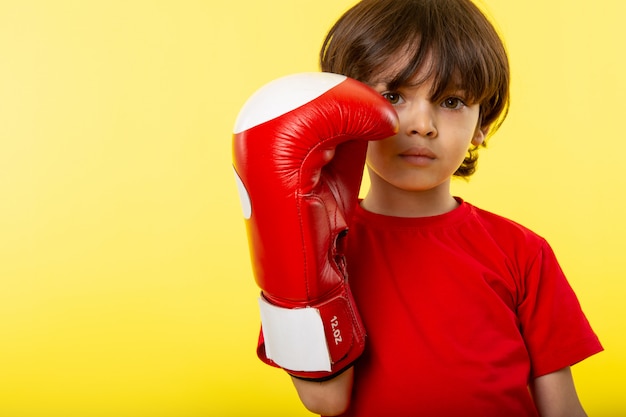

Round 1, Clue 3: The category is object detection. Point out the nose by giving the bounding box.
[405,102,437,138]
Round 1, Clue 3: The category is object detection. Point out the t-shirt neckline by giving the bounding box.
[353,197,472,230]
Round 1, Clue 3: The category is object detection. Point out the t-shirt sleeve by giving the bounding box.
[517,239,603,378]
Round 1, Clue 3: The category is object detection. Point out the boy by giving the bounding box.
[292,0,603,416]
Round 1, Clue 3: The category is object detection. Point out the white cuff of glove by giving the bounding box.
[258,296,332,372]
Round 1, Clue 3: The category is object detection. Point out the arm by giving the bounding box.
[291,367,354,416]
[232,73,397,380]
[530,366,587,417]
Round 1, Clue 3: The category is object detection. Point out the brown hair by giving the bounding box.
[320,0,510,177]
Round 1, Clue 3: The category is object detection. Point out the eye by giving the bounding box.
[382,92,404,105]
[441,97,466,110]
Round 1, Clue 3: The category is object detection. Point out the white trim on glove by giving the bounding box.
[233,72,347,134]
[258,296,332,372]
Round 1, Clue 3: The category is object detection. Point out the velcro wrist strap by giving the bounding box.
[258,297,331,372]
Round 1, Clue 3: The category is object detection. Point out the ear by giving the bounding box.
[471,124,490,146]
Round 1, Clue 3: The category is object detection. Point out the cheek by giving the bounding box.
[365,138,393,168]
[365,143,379,170]
[451,134,474,157]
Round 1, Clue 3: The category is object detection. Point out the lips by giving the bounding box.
[399,147,436,166]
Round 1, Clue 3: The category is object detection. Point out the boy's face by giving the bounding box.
[366,55,486,197]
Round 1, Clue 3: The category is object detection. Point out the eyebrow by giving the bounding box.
[366,74,394,86]
[368,82,389,91]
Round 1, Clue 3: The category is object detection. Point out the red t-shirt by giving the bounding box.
[335,199,603,417]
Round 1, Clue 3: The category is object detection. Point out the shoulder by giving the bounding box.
[463,201,549,257]
[467,202,543,238]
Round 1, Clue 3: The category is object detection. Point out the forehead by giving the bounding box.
[367,48,441,89]
[367,50,413,86]
[366,44,417,86]
[366,45,464,95]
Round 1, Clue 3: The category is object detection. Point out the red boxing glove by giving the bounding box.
[232,72,398,380]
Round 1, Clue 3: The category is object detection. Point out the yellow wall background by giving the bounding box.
[0,0,624,416]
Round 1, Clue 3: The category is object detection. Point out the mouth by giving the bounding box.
[399,147,436,166]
